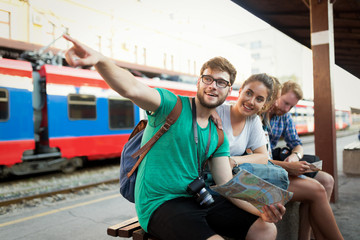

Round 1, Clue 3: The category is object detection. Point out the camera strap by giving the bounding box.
[192,98,211,177]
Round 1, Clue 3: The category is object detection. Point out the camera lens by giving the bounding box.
[197,188,214,207]
[187,177,214,207]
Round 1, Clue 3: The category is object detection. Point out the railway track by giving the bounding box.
[0,178,119,207]
[0,161,120,214]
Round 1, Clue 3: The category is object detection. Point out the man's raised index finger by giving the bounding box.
[63,34,78,45]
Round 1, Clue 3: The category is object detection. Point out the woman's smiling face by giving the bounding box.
[236,80,269,116]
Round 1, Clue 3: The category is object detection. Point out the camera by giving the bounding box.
[186,177,214,207]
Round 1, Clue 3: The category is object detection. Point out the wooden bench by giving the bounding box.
[343,141,360,175]
[108,203,300,240]
[107,217,158,240]
[107,218,233,240]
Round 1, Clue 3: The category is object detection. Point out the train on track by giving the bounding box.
[0,41,351,178]
[290,100,351,135]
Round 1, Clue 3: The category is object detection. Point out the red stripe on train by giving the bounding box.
[49,134,130,160]
[0,140,35,166]
[0,58,33,78]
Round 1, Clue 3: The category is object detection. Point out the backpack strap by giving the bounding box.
[215,126,224,152]
[201,125,225,172]
[127,96,182,177]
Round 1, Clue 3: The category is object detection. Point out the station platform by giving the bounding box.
[0,132,359,240]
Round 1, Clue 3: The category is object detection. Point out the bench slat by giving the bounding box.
[107,217,139,237]
[133,228,159,240]
[118,222,142,237]
[132,229,147,240]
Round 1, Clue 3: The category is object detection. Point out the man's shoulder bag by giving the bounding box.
[119,96,182,203]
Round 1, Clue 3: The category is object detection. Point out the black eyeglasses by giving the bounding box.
[201,75,231,88]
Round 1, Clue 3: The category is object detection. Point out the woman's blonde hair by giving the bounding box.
[261,75,281,114]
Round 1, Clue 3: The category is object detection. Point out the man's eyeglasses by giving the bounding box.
[201,75,231,88]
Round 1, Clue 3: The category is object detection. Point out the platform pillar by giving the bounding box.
[310,0,338,202]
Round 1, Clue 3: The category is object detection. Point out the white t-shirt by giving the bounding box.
[216,104,267,156]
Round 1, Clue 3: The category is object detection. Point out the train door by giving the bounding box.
[0,59,35,172]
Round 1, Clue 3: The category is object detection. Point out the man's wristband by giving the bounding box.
[293,151,302,160]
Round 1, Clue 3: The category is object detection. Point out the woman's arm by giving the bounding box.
[230,145,268,168]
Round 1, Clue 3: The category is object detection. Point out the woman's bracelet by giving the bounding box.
[230,157,238,168]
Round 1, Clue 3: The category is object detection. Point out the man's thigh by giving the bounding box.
[148,196,258,240]
[147,197,216,240]
[206,195,259,239]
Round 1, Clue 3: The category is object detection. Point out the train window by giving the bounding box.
[108,98,134,129]
[68,94,96,120]
[0,89,9,121]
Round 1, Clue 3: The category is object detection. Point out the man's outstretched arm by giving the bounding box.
[63,34,160,112]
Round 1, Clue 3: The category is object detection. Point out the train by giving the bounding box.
[290,100,351,135]
[0,47,352,178]
[0,54,241,178]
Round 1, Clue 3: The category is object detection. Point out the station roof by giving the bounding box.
[232,0,360,79]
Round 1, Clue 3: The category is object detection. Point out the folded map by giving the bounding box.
[210,169,293,212]
[305,160,322,173]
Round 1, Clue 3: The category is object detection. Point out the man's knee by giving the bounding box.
[315,171,334,191]
[246,219,277,240]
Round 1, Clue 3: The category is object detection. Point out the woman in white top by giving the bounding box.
[215,73,277,167]
[215,73,343,240]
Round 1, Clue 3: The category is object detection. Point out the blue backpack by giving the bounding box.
[119,96,182,202]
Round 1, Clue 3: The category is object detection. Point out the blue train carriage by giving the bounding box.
[38,64,141,172]
[0,58,142,177]
[0,58,36,176]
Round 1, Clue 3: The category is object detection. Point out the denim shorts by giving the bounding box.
[232,161,290,190]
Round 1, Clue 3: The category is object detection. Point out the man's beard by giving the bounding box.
[197,91,227,109]
[273,106,286,116]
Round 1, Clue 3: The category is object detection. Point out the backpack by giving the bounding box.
[119,96,182,202]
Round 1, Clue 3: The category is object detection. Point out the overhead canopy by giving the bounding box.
[232,0,360,79]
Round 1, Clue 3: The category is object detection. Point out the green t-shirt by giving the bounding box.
[134,88,230,232]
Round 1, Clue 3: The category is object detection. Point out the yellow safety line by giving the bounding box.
[0,194,118,228]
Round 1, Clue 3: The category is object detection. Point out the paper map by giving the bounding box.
[210,169,293,212]
[305,160,322,173]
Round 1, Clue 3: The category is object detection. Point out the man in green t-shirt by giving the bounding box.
[64,34,285,240]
